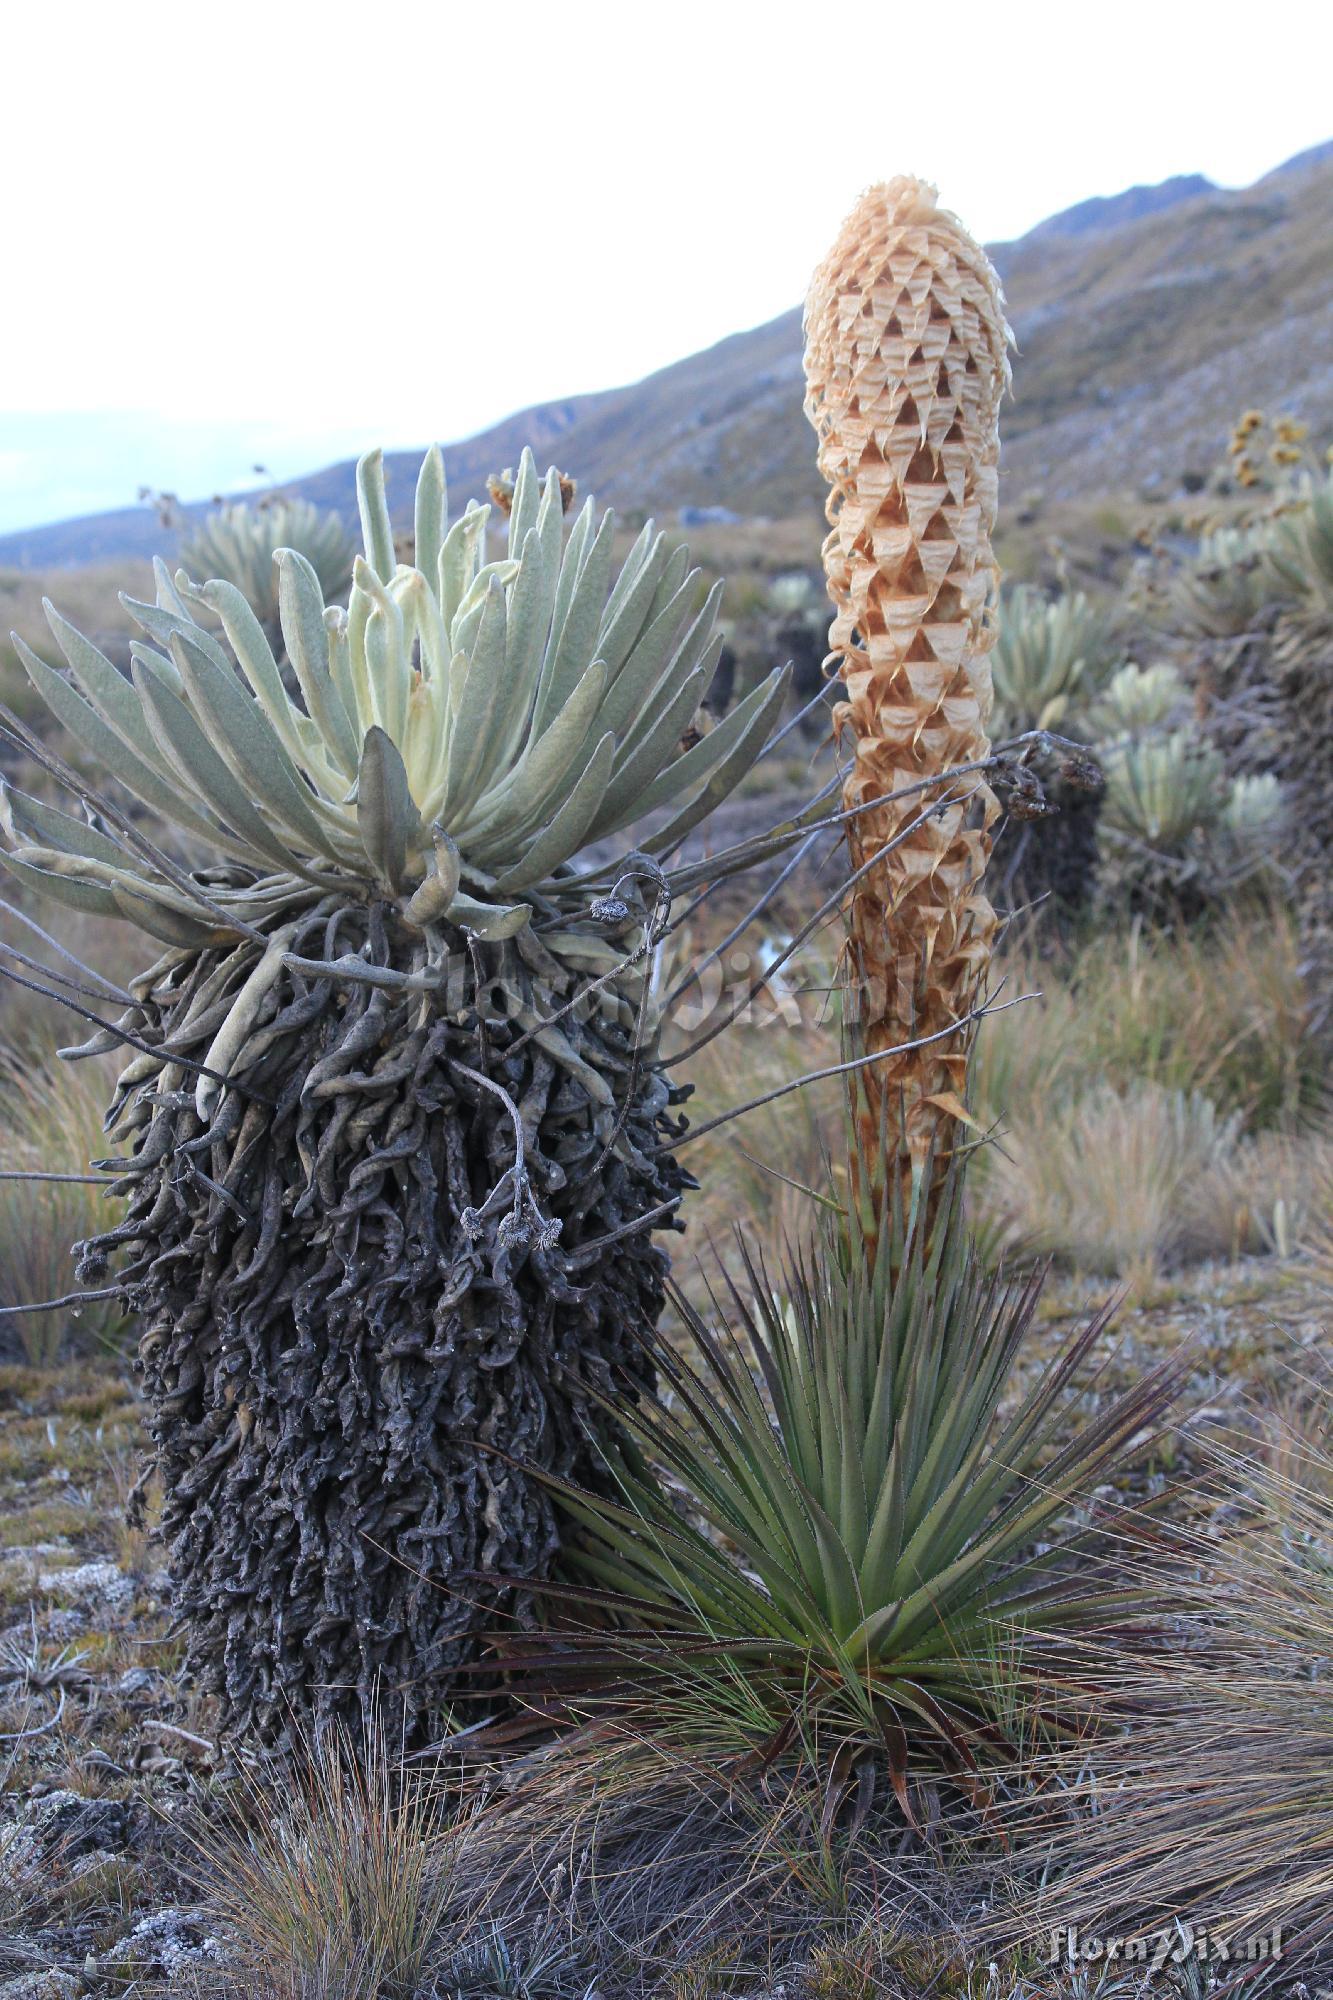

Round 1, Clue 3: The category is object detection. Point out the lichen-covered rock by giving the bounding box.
[30,1789,133,1857]
[35,1561,134,1613]
[0,1971,80,2000]
[102,1907,225,1976]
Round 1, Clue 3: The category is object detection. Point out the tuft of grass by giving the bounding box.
[0,1054,127,1366]
[672,904,1319,1292]
[977,908,1317,1137]
[976,1082,1241,1286]
[971,905,1327,1280]
[999,1398,1333,1987]
[189,1720,457,2000]
[1308,1145,1333,1294]
[432,1720,983,1992]
[1184,1127,1333,1263]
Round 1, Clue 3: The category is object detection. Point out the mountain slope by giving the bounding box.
[4,144,1330,569]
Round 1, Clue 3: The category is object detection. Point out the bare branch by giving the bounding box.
[0,896,135,1003]
[0,1687,67,1743]
[659,826,829,1014]
[561,1197,683,1269]
[0,1287,121,1319]
[142,1718,216,1756]
[0,1170,111,1185]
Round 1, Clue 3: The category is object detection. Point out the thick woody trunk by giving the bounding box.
[802,177,1011,1224]
[84,906,683,1747]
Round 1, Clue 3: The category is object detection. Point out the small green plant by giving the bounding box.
[1097,731,1283,915]
[1101,731,1225,849]
[179,493,355,639]
[542,1177,1179,1792]
[1265,464,1333,612]
[1218,770,1285,863]
[1166,521,1283,639]
[434,1922,591,1999]
[991,584,1122,738]
[1088,661,1185,740]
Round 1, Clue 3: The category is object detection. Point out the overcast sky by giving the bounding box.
[1,0,1328,536]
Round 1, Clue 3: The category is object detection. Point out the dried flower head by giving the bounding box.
[803,176,1012,1215]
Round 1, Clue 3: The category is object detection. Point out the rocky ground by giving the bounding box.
[0,1255,1327,1994]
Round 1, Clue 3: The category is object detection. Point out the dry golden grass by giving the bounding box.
[976,1081,1241,1287]
[1000,1401,1333,1987]
[671,904,1325,1289]
[673,1012,845,1298]
[0,559,152,729]
[977,906,1317,1133]
[190,1723,459,2000]
[969,905,1327,1282]
[0,1053,127,1365]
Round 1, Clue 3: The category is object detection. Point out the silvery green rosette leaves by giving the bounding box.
[1,445,788,951]
[178,495,354,617]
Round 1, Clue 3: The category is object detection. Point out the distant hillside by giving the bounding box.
[4,143,1331,571]
[1019,173,1217,244]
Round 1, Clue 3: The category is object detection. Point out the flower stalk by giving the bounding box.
[803,176,1012,1224]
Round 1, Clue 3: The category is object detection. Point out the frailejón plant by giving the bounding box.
[179,494,355,636]
[0,444,788,1743]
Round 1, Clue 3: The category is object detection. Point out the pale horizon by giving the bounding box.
[2,0,1329,537]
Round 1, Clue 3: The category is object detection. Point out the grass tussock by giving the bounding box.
[189,1722,459,2000]
[977,907,1317,1135]
[971,906,1329,1281]
[676,906,1326,1286]
[0,1054,126,1365]
[428,1727,992,1995]
[1000,1393,1333,1987]
[977,1082,1241,1285]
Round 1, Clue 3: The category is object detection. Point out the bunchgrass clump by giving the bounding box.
[0,1054,127,1366]
[975,1082,1241,1286]
[969,905,1326,1279]
[189,1720,456,2000]
[1002,1396,1333,1987]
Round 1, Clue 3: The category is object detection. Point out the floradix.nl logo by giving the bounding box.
[1046,1922,1284,1975]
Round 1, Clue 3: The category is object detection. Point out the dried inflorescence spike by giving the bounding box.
[803,176,1012,1215]
[488,467,578,517]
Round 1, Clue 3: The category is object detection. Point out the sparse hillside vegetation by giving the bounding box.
[1,159,1331,2000]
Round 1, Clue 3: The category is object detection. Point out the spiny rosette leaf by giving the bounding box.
[3,444,788,946]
